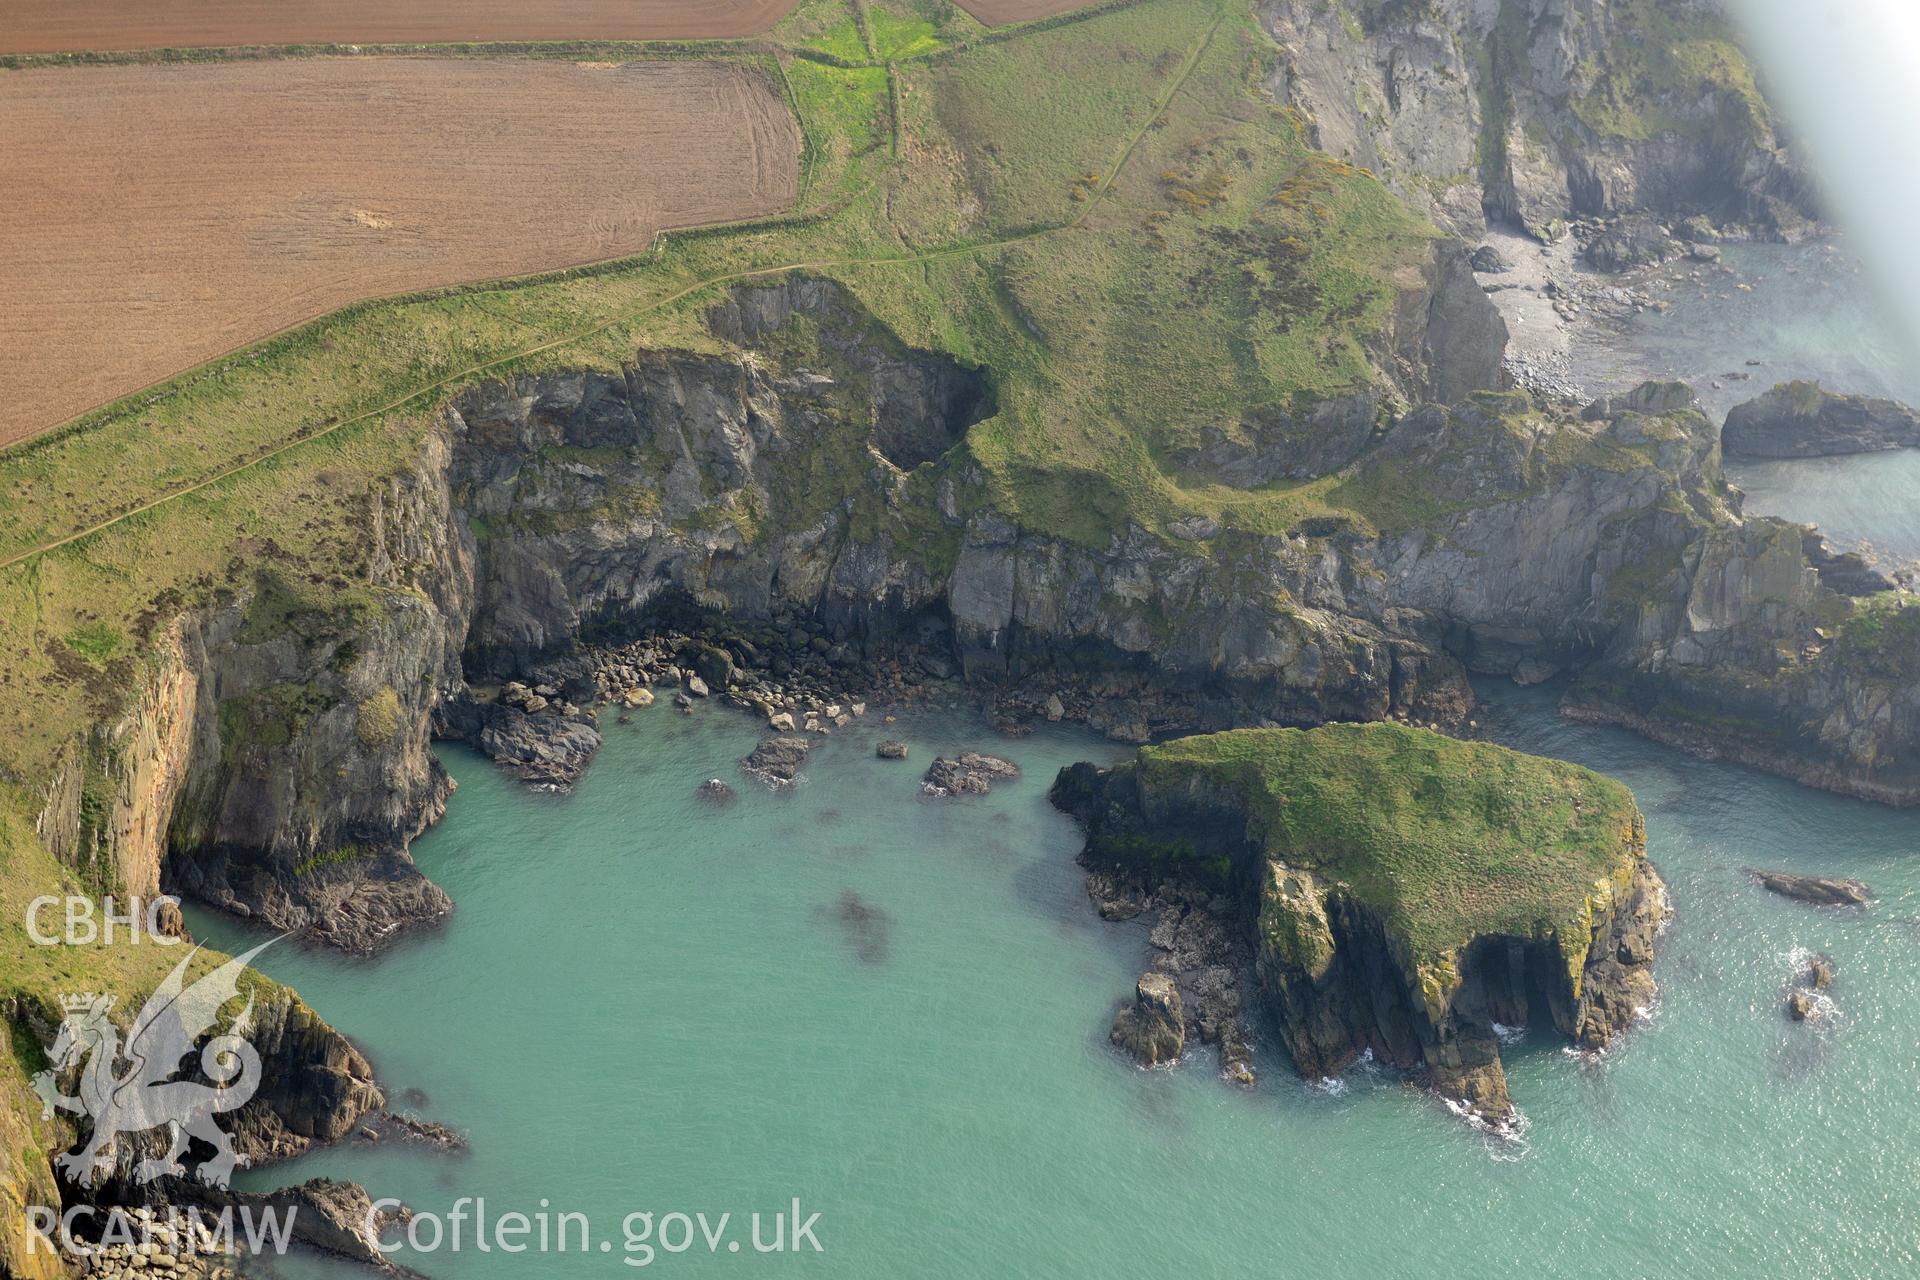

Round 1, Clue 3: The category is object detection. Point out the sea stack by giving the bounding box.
[1052,724,1667,1125]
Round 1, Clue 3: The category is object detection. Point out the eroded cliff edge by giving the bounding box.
[1051,724,1666,1122]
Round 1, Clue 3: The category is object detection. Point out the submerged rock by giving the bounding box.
[1723,381,1920,458]
[697,778,737,803]
[922,751,1020,797]
[1111,973,1185,1067]
[742,735,812,786]
[1054,723,1666,1126]
[822,889,891,964]
[1750,870,1871,906]
[877,740,909,760]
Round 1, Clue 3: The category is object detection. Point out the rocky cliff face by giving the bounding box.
[41,292,1919,993]
[1264,0,1812,240]
[1569,517,1920,804]
[1052,724,1667,1122]
[151,432,471,952]
[1252,858,1665,1118]
[149,291,1919,900]
[445,275,1495,735]
[34,529,467,953]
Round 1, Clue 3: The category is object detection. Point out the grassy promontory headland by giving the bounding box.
[1053,723,1666,1119]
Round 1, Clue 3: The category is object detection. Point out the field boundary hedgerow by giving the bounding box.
[0,0,1223,573]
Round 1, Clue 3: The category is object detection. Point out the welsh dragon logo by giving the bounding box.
[31,940,276,1189]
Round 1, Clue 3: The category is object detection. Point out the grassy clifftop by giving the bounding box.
[1130,723,1645,969]
[0,0,1446,788]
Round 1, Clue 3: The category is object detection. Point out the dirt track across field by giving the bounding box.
[951,0,1107,23]
[0,0,800,54]
[0,58,799,444]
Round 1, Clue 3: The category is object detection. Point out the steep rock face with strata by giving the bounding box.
[300,327,1920,819]
[32,431,472,953]
[443,275,1498,729]
[1569,518,1920,804]
[1052,724,1666,1121]
[1264,0,1811,239]
[161,433,471,951]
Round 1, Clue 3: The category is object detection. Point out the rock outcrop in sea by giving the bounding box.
[1053,724,1667,1124]
[1749,870,1871,906]
[921,752,1019,797]
[1722,381,1920,458]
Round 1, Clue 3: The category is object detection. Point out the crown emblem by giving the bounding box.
[59,992,113,1014]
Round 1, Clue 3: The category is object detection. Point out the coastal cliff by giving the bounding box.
[1265,0,1813,240]
[30,434,473,954]
[27,279,1919,991]
[1051,724,1666,1121]
[0,60,1900,1258]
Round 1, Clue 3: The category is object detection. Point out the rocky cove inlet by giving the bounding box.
[182,686,1920,1278]
[13,0,1920,1269]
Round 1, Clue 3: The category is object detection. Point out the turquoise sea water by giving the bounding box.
[193,687,1920,1279]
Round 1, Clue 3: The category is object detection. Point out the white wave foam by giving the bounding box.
[1441,1096,1532,1157]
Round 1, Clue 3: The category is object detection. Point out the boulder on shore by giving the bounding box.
[1111,973,1185,1067]
[1585,217,1680,273]
[1468,243,1513,274]
[1722,381,1920,458]
[455,699,602,789]
[1750,869,1871,906]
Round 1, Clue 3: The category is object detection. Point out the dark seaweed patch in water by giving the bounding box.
[821,889,892,964]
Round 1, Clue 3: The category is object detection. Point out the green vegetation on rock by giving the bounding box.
[1566,0,1771,145]
[1128,723,1645,970]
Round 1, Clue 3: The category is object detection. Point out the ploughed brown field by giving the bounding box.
[950,0,1106,22]
[0,0,800,54]
[0,58,799,445]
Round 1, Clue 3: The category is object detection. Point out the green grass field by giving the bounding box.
[1133,723,1646,978]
